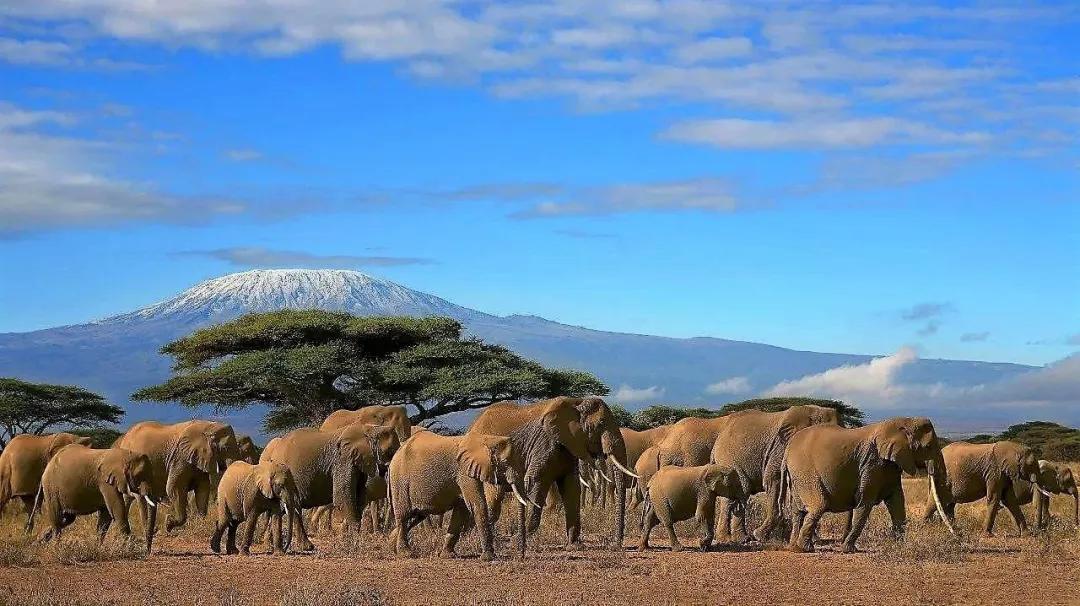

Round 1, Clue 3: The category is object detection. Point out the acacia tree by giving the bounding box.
[0,378,124,449]
[134,310,608,432]
[612,398,865,430]
[718,397,865,427]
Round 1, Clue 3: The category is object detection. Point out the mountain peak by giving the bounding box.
[101,268,484,325]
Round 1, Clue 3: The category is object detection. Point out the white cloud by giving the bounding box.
[661,118,989,149]
[764,347,922,406]
[224,148,263,162]
[511,178,741,218]
[614,384,665,403]
[705,377,751,395]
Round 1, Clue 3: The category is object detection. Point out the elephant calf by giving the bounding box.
[630,445,662,509]
[211,461,301,555]
[36,444,158,553]
[389,431,535,561]
[639,464,746,552]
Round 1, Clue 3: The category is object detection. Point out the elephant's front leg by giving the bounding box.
[982,489,1003,537]
[884,488,906,541]
[696,496,717,551]
[1001,489,1027,536]
[464,479,495,561]
[164,468,190,532]
[102,488,131,539]
[715,497,733,541]
[193,475,212,517]
[557,472,584,550]
[95,509,113,541]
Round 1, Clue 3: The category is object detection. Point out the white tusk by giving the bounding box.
[510,483,537,509]
[579,476,590,489]
[609,454,641,479]
[595,465,612,483]
[144,495,157,507]
[1036,485,1053,498]
[283,502,290,516]
[928,473,956,536]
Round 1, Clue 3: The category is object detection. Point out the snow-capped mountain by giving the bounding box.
[0,269,1038,436]
[103,269,488,326]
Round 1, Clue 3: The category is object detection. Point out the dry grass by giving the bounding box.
[0,467,1077,605]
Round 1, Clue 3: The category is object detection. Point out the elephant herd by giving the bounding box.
[0,398,1075,561]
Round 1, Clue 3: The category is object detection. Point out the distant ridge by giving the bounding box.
[0,269,1036,436]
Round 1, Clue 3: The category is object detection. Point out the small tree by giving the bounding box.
[135,310,608,432]
[0,378,124,450]
[632,405,725,429]
[719,397,865,427]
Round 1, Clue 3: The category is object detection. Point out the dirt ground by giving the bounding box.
[2,477,1078,606]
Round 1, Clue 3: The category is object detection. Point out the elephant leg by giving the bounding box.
[193,476,211,517]
[240,511,260,555]
[1002,490,1027,536]
[755,481,783,542]
[225,521,239,555]
[166,489,189,532]
[464,479,495,561]
[269,508,284,555]
[662,511,682,552]
[697,496,716,551]
[210,517,228,553]
[103,488,131,538]
[556,473,583,550]
[982,493,1002,537]
[134,496,149,534]
[884,490,906,541]
[1037,494,1049,529]
[397,512,425,554]
[96,509,112,541]
[291,508,315,552]
[790,506,825,553]
[638,509,658,551]
[442,502,470,557]
[715,497,733,541]
[840,504,872,553]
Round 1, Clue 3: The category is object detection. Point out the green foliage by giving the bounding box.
[135,310,608,433]
[626,405,725,430]
[70,427,124,448]
[976,421,1080,461]
[718,397,866,428]
[613,397,866,430]
[0,378,124,449]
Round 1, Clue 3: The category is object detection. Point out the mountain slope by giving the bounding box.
[0,269,1035,435]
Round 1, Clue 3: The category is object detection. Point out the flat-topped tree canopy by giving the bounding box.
[134,310,607,432]
[0,378,124,449]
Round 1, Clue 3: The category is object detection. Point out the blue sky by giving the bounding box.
[0,1,1076,367]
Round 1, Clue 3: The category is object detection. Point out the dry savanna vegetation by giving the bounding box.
[0,468,1078,606]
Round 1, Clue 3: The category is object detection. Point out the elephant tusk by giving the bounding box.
[609,454,641,479]
[928,472,957,536]
[595,465,612,484]
[510,483,538,510]
[579,476,590,489]
[144,495,157,508]
[1036,484,1053,498]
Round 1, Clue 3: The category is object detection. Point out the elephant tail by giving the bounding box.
[27,484,44,533]
[639,486,651,531]
[777,460,790,520]
[385,466,394,524]
[0,459,10,511]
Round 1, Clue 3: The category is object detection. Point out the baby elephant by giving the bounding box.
[37,444,158,553]
[640,464,745,552]
[389,431,537,561]
[211,461,300,555]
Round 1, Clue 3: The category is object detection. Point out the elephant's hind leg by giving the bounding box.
[1002,489,1028,536]
[442,503,469,557]
[225,520,239,555]
[840,504,874,553]
[556,473,584,550]
[638,509,658,551]
[95,509,112,541]
[790,505,825,553]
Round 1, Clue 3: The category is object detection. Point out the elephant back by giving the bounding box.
[658,416,730,467]
[468,400,543,436]
[321,405,412,441]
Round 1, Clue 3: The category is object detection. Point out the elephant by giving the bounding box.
[211,460,301,555]
[784,417,954,553]
[920,440,1047,536]
[259,423,399,549]
[621,426,672,469]
[468,396,638,550]
[630,445,662,508]
[321,405,412,442]
[1027,461,1078,528]
[113,420,220,532]
[0,432,92,530]
[639,464,748,552]
[309,474,389,534]
[388,431,536,560]
[236,435,261,465]
[709,405,841,541]
[35,444,158,553]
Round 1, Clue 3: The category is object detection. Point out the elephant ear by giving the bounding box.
[879,424,918,475]
[457,435,501,483]
[74,436,93,447]
[543,406,591,461]
[97,458,120,487]
[256,466,275,499]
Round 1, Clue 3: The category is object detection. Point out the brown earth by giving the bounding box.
[2,476,1078,606]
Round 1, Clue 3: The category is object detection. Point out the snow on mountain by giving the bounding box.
[102,269,487,325]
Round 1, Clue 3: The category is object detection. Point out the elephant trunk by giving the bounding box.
[600,428,628,549]
[1072,488,1078,527]
[145,498,157,554]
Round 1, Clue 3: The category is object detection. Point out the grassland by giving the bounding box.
[1,469,1077,606]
